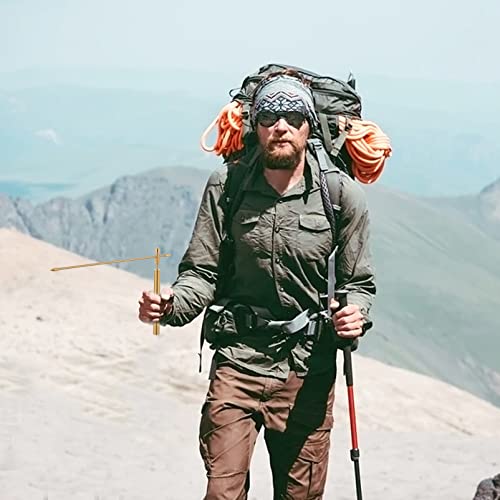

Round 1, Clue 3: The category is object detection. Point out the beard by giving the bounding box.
[262,140,305,170]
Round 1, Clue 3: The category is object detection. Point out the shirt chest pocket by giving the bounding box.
[232,209,270,257]
[296,214,332,261]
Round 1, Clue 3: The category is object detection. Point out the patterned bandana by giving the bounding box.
[251,75,318,129]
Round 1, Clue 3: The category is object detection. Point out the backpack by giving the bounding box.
[215,64,362,298]
[230,63,362,177]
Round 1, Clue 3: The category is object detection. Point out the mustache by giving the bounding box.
[270,139,292,146]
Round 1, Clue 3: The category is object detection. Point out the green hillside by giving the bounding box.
[362,184,500,405]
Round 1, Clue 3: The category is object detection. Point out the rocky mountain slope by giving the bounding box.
[0,169,499,410]
[429,177,500,242]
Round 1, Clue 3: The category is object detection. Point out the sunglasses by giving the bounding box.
[256,110,307,129]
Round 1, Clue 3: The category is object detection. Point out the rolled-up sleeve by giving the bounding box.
[336,175,376,332]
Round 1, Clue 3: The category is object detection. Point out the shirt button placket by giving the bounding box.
[274,201,285,297]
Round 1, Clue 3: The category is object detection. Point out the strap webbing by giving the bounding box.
[262,309,311,335]
[308,138,339,243]
[319,113,333,154]
[330,117,351,157]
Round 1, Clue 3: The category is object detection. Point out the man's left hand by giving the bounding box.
[329,299,364,338]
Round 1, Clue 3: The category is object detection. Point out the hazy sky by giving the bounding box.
[1,0,500,83]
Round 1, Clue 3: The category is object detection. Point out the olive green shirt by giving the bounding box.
[161,149,376,378]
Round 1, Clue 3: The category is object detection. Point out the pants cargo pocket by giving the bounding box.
[199,396,258,478]
[286,429,331,500]
[199,396,260,500]
[199,401,212,473]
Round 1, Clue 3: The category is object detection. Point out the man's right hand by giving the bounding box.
[138,287,174,324]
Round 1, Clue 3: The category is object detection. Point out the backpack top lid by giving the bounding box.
[232,63,362,130]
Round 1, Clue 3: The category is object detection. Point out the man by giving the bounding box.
[138,72,375,499]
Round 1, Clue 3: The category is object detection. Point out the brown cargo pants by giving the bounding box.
[199,362,336,499]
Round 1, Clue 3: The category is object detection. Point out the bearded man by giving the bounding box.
[138,72,375,499]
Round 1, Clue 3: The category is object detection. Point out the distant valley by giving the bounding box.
[1,74,500,202]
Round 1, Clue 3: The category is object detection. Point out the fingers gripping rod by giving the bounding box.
[153,248,161,336]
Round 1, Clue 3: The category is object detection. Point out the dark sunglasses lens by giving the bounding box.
[285,112,306,128]
[257,111,278,127]
[256,111,306,128]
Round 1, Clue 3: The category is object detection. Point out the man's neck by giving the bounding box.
[263,155,306,196]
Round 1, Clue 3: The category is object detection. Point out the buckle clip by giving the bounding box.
[232,304,260,332]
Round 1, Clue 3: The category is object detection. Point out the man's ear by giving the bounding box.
[307,122,314,138]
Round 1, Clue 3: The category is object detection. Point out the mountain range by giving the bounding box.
[1,167,499,410]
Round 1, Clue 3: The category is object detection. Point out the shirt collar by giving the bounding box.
[245,148,320,198]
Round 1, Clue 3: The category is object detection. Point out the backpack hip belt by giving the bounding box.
[208,302,318,337]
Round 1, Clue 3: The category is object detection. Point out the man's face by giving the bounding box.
[256,111,310,170]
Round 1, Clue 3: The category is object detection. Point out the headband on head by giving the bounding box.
[251,75,318,129]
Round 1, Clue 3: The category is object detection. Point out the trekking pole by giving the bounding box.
[335,291,363,500]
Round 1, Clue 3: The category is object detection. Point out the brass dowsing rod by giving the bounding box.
[51,248,171,335]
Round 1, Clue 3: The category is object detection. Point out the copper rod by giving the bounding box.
[50,248,171,337]
[153,247,161,336]
[51,253,171,272]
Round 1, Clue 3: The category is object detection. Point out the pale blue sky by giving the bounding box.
[1,0,499,200]
[1,0,500,82]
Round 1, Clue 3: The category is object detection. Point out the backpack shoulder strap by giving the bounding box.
[222,163,248,235]
[308,139,343,245]
[221,147,260,239]
[326,169,342,213]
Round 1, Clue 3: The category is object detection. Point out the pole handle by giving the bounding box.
[334,291,358,351]
[336,290,348,309]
